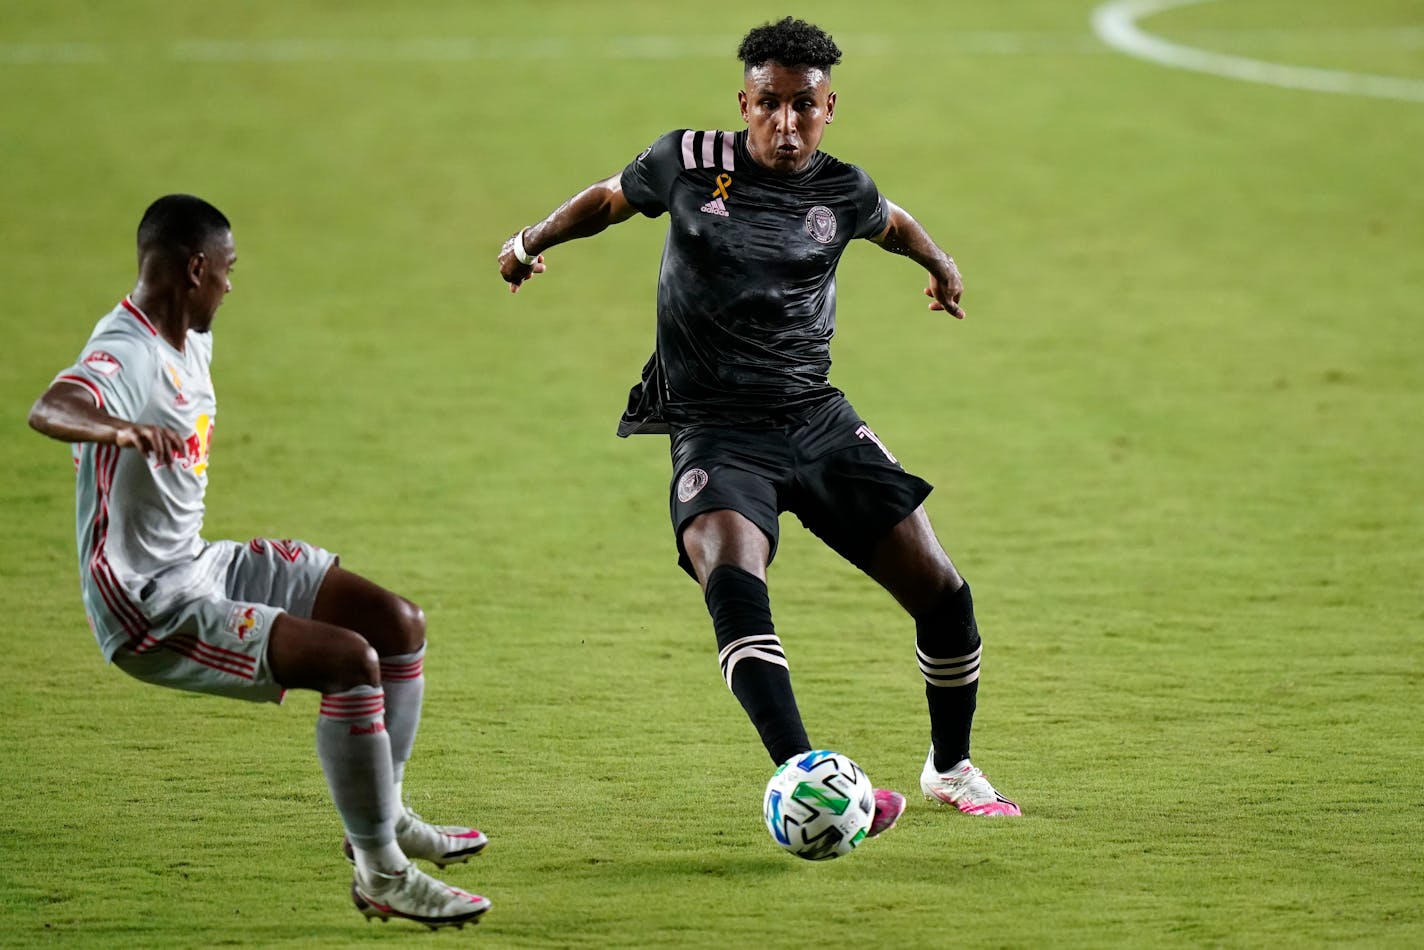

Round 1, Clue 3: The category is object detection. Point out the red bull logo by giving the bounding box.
[163,413,214,475]
[225,604,259,641]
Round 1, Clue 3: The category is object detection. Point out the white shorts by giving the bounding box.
[112,537,337,704]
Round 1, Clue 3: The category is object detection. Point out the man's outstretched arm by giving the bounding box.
[497,173,639,293]
[29,381,186,463]
[870,200,966,319]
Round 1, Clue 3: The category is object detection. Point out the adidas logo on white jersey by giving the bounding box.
[699,197,730,217]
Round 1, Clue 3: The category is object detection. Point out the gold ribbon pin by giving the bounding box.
[713,174,731,200]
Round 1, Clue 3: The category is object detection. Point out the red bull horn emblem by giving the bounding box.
[226,604,260,641]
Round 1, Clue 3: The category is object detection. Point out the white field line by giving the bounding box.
[0,32,1097,64]
[1,24,1421,69]
[1092,0,1424,104]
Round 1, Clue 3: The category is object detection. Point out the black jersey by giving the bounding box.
[617,128,889,435]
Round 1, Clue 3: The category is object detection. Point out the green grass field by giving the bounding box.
[2,1,1422,946]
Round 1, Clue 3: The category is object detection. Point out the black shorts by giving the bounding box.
[667,396,933,577]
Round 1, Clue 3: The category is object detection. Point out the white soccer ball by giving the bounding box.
[762,749,875,860]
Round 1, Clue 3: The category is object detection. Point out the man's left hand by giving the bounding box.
[925,259,966,319]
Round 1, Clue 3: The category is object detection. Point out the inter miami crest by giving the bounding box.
[676,468,709,503]
[804,206,837,244]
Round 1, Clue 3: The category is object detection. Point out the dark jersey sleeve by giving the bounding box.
[620,130,687,218]
[850,166,890,240]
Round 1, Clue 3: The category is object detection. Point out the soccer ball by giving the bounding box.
[762,750,875,861]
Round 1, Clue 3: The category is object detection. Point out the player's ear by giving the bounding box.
[826,90,836,123]
[738,88,749,123]
[187,252,207,289]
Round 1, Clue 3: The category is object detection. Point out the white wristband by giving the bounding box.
[512,228,538,266]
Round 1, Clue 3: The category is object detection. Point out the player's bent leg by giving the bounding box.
[310,565,425,658]
[307,567,487,865]
[267,618,404,881]
[684,511,813,766]
[267,611,382,695]
[312,569,427,788]
[866,507,1022,817]
[864,505,962,616]
[269,616,490,923]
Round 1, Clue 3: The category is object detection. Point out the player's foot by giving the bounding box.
[920,749,1021,816]
[343,807,489,869]
[350,862,490,929]
[867,788,906,837]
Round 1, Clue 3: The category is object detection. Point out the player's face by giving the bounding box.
[191,230,236,333]
[739,63,836,175]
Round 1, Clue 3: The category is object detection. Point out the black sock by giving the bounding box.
[705,564,811,765]
[916,581,981,772]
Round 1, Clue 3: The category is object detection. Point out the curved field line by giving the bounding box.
[1092,0,1424,104]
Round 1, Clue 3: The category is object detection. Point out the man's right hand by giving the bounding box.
[116,423,188,466]
[498,231,547,293]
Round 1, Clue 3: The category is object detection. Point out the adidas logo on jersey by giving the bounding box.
[699,197,730,217]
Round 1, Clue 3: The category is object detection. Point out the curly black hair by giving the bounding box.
[737,17,842,72]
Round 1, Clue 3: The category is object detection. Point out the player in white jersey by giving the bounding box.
[29,195,490,929]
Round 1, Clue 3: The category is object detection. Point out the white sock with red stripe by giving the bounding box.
[379,645,425,803]
[317,685,404,877]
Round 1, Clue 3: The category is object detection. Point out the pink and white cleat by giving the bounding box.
[920,748,1021,817]
[867,788,906,837]
[351,862,489,929]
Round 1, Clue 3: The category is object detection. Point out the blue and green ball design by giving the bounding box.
[763,750,875,860]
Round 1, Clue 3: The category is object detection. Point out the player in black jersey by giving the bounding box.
[498,17,1020,822]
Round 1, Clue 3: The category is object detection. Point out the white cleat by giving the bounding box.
[920,748,1022,817]
[350,862,490,929]
[344,806,489,868]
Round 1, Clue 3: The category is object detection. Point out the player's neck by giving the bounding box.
[128,284,191,352]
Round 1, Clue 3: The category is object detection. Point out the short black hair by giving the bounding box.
[737,17,842,73]
[137,194,230,259]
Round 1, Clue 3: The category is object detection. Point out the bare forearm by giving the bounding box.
[872,200,967,318]
[875,202,954,276]
[29,383,186,461]
[522,175,635,255]
[28,386,125,444]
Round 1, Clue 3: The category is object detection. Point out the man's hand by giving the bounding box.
[116,422,188,466]
[498,231,547,294]
[924,258,966,319]
[871,201,967,319]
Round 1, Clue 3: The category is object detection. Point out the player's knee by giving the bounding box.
[913,580,979,652]
[329,639,382,692]
[392,597,426,653]
[900,568,965,620]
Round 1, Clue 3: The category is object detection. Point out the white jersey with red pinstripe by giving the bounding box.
[57,297,228,660]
